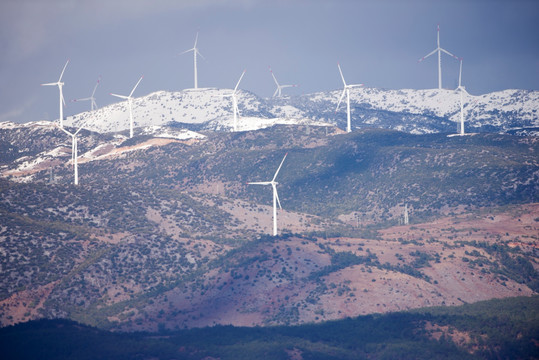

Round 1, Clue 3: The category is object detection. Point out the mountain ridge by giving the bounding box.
[59,87,539,136]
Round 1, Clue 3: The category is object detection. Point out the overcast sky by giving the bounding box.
[1,0,538,123]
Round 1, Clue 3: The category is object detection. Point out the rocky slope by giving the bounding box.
[0,123,537,330]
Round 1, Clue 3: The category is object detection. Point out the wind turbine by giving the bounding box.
[41,60,69,128]
[58,124,84,185]
[72,76,101,111]
[222,69,246,132]
[456,58,466,135]
[110,76,143,138]
[247,153,288,236]
[335,63,363,133]
[418,24,459,89]
[181,32,205,89]
[454,58,476,135]
[269,66,297,97]
[457,57,464,90]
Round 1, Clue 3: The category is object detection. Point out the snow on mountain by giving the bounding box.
[358,88,538,129]
[65,88,267,134]
[139,126,206,140]
[64,87,538,136]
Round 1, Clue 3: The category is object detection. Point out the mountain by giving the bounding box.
[63,87,539,136]
[0,121,537,331]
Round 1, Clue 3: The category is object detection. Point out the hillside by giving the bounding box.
[0,122,537,331]
[62,87,539,136]
[1,296,538,360]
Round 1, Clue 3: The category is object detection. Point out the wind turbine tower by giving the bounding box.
[247,153,288,236]
[223,70,246,132]
[110,76,143,138]
[42,60,69,128]
[72,76,101,111]
[269,66,297,97]
[456,58,470,135]
[182,32,205,89]
[418,24,459,89]
[403,204,409,225]
[336,63,363,133]
[58,124,84,185]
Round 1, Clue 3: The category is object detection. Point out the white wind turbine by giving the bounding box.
[181,32,205,89]
[110,76,143,138]
[455,58,476,135]
[41,59,69,128]
[72,76,101,111]
[336,63,363,133]
[417,24,459,89]
[58,124,84,185]
[247,153,288,236]
[457,58,466,135]
[418,24,459,89]
[269,66,297,97]
[222,69,246,132]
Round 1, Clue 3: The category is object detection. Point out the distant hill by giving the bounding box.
[1,296,538,360]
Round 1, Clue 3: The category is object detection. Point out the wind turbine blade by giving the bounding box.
[440,48,458,59]
[58,59,69,82]
[196,49,206,60]
[269,66,280,87]
[348,84,364,89]
[337,63,347,86]
[194,32,199,48]
[72,97,91,102]
[273,88,279,97]
[234,101,240,119]
[274,186,282,210]
[91,77,101,97]
[110,93,128,100]
[129,76,143,97]
[418,49,437,62]
[60,127,74,137]
[234,69,246,92]
[247,181,272,185]
[61,93,66,107]
[41,82,58,86]
[272,153,288,182]
[336,88,346,112]
[181,48,194,55]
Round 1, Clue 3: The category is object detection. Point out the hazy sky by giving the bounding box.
[1,0,538,123]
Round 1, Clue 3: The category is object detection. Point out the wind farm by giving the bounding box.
[1,1,538,357]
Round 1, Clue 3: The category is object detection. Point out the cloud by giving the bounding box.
[0,97,36,123]
[0,0,252,64]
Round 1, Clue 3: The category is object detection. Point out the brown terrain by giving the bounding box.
[0,201,536,331]
[117,203,538,330]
